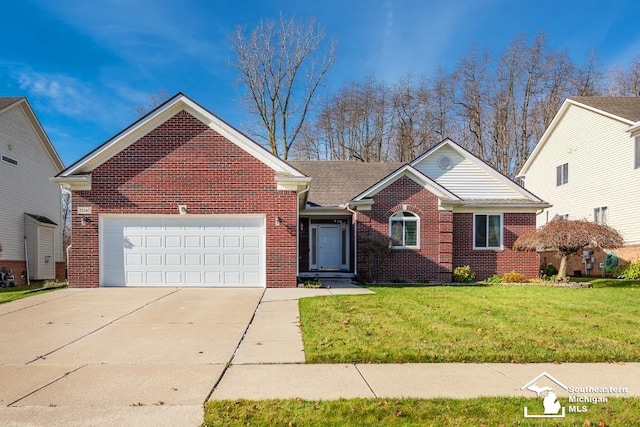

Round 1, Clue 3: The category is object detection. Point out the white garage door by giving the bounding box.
[101,216,265,287]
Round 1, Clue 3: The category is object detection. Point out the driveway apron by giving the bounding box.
[0,287,263,427]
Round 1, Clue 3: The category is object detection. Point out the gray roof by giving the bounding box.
[0,97,22,111]
[25,213,58,226]
[289,161,404,207]
[570,96,640,122]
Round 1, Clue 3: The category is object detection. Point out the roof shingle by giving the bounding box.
[570,96,640,122]
[0,97,23,111]
[288,160,404,207]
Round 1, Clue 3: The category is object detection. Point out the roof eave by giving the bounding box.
[50,175,92,191]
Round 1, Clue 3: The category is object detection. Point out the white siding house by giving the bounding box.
[0,98,64,282]
[519,97,640,266]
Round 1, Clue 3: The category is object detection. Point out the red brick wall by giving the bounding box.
[356,177,453,283]
[452,212,539,280]
[0,260,27,286]
[69,110,298,288]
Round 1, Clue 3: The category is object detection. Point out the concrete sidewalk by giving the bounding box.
[214,285,640,401]
[212,362,640,400]
[232,282,373,364]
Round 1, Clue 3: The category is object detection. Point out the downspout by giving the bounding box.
[345,204,358,278]
[296,186,310,282]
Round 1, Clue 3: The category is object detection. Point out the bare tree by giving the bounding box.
[133,89,169,118]
[232,14,336,159]
[312,77,392,161]
[453,45,490,159]
[513,219,624,280]
[573,49,604,96]
[608,57,640,96]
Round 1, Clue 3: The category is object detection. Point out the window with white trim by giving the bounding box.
[594,206,608,225]
[474,214,503,249]
[390,211,419,248]
[556,163,568,186]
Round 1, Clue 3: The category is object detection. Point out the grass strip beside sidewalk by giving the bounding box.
[205,397,640,426]
[299,285,640,363]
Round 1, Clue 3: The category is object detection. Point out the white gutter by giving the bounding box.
[344,204,358,278]
[296,186,310,281]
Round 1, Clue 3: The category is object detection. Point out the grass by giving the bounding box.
[299,285,640,363]
[571,278,640,288]
[0,282,66,304]
[204,397,640,426]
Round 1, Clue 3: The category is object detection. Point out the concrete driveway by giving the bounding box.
[0,287,263,427]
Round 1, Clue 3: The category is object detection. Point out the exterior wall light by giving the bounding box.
[275,216,282,226]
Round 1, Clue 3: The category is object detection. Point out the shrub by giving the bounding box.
[502,270,526,283]
[541,263,558,277]
[358,234,393,283]
[610,262,628,279]
[452,265,475,283]
[617,258,640,280]
[483,274,503,284]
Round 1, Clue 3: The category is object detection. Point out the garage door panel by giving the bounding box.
[204,236,220,248]
[102,216,265,287]
[185,236,201,248]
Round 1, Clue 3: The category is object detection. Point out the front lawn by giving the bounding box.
[0,283,66,304]
[204,397,640,426]
[299,285,640,363]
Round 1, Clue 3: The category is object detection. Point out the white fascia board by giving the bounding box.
[409,138,453,166]
[275,176,312,191]
[627,121,640,134]
[18,100,65,172]
[343,200,374,211]
[299,206,352,217]
[59,94,305,178]
[180,97,304,177]
[50,175,91,191]
[353,165,460,202]
[518,99,572,177]
[453,204,548,214]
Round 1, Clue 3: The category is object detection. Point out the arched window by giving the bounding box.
[389,211,419,248]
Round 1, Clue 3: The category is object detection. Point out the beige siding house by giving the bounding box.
[0,97,65,282]
[518,97,640,272]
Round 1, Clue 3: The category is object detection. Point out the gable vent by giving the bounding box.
[438,155,452,170]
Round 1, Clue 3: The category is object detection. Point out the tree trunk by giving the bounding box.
[557,254,568,281]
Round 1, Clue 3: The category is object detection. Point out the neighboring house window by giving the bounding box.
[474,214,503,249]
[556,163,568,186]
[390,211,419,248]
[1,155,17,166]
[635,136,640,169]
[594,206,608,225]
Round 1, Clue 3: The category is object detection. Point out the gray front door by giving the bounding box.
[318,225,340,270]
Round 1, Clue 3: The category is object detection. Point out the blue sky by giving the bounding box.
[1,0,639,166]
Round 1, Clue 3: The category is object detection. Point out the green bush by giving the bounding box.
[483,274,503,284]
[502,270,526,283]
[610,262,628,279]
[541,263,558,277]
[617,258,640,280]
[452,265,475,283]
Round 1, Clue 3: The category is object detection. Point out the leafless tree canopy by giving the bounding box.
[293,32,640,179]
[134,89,169,118]
[232,14,336,160]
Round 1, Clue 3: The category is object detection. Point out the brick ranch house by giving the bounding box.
[53,94,548,288]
